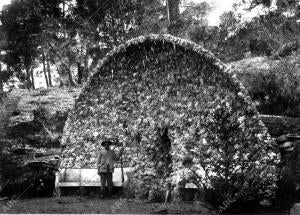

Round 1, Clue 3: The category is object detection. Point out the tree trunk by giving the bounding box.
[42,52,49,87]
[77,62,83,84]
[56,66,64,87]
[68,62,76,87]
[47,57,52,87]
[167,0,180,24]
[30,68,35,89]
[25,66,32,90]
[83,56,89,82]
[68,71,76,87]
[47,41,76,87]
[62,0,65,18]
[0,64,3,93]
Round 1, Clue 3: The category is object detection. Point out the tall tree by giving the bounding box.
[0,0,42,89]
[0,25,11,92]
[182,1,213,42]
[167,0,180,24]
[68,0,166,83]
[42,52,49,87]
[0,64,3,93]
[0,0,64,89]
[232,0,300,53]
[166,0,180,35]
[46,56,52,87]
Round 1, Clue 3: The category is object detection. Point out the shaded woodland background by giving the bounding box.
[0,0,299,108]
[0,0,299,213]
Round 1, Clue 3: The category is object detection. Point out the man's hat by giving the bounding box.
[101,140,114,146]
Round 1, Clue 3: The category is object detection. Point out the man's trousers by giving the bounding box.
[99,166,113,198]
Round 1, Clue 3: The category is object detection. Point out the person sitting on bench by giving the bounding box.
[97,139,124,198]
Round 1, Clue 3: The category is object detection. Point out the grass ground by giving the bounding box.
[0,197,287,214]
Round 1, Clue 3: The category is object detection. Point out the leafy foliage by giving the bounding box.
[236,57,300,117]
[213,0,299,62]
[0,0,63,89]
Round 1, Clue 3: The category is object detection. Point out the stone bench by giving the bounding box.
[54,167,132,197]
[55,167,198,198]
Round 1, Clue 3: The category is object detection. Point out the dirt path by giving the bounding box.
[0,197,287,214]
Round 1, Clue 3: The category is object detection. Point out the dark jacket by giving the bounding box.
[97,149,122,173]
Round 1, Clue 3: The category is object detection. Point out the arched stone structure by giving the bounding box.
[60,34,277,202]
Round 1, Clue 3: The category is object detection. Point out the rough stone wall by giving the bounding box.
[60,34,277,201]
[261,115,300,188]
[61,34,273,168]
[276,134,300,189]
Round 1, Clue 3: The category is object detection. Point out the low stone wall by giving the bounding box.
[272,132,300,206]
[260,115,300,137]
[260,115,300,178]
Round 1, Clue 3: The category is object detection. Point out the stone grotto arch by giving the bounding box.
[60,34,277,201]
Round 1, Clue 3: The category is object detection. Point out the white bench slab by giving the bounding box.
[56,168,132,186]
[55,167,133,196]
[59,182,81,187]
[54,167,198,197]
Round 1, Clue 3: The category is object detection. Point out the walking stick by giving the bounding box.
[112,140,126,186]
[119,140,131,187]
[120,151,124,185]
[120,140,129,186]
[117,120,142,187]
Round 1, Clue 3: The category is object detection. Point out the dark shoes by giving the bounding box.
[99,194,113,199]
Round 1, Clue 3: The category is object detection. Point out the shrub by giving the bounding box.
[33,105,50,122]
[33,105,62,147]
[0,164,56,197]
[0,91,8,104]
[237,57,300,117]
[177,97,278,212]
[39,89,51,96]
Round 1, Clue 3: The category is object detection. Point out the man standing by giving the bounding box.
[97,140,124,198]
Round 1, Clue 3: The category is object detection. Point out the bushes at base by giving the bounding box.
[236,57,300,117]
